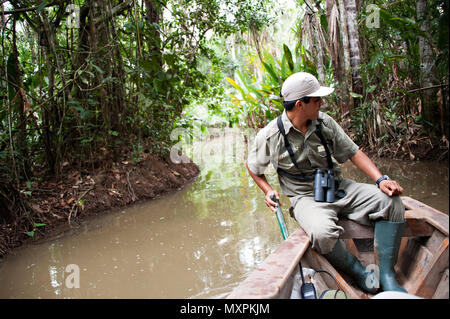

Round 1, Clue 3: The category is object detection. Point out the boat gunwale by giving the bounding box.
[226,227,310,299]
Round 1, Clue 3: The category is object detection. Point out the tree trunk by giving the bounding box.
[344,0,363,110]
[304,0,327,83]
[336,0,353,115]
[88,0,109,132]
[326,0,341,80]
[326,0,345,114]
[417,0,439,131]
[144,0,162,67]
[11,15,30,179]
[90,0,128,160]
[106,1,126,135]
[41,9,70,176]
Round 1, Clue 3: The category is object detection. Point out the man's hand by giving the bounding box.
[379,179,403,197]
[265,190,281,213]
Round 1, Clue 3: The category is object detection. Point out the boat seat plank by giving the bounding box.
[337,218,434,239]
[227,227,310,299]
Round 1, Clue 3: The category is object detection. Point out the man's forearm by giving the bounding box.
[350,150,403,196]
[246,162,273,194]
[350,150,383,182]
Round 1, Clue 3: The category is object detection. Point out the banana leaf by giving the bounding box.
[283,44,295,72]
[262,62,280,86]
[281,53,287,79]
[225,77,245,96]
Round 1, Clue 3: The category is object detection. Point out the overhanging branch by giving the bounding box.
[1,1,59,15]
[93,0,133,25]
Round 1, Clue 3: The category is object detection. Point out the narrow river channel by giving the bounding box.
[0,130,448,298]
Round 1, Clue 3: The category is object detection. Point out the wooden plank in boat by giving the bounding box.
[227,227,310,299]
[402,196,446,215]
[338,220,373,239]
[407,230,449,298]
[402,196,449,236]
[433,268,449,299]
[398,237,422,280]
[403,218,435,237]
[397,237,410,275]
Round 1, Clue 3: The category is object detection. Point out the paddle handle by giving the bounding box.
[270,194,289,240]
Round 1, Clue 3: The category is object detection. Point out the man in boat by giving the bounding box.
[246,72,407,293]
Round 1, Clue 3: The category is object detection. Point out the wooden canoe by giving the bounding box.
[227,197,449,299]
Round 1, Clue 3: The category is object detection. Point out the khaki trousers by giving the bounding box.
[290,178,405,254]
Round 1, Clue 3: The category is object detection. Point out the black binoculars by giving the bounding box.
[314,169,335,203]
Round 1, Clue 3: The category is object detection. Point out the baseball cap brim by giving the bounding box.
[305,86,335,97]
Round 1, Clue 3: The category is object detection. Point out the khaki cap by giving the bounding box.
[281,72,334,101]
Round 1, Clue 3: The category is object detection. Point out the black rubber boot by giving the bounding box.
[374,220,407,292]
[324,240,378,293]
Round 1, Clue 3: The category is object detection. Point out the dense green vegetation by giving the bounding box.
[0,0,448,239]
[0,0,275,244]
[215,0,449,161]
[1,0,274,181]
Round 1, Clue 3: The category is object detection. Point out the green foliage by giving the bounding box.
[0,0,274,182]
[348,0,449,153]
[223,43,318,127]
[26,222,46,237]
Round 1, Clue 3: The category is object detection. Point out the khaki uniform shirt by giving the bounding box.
[247,110,359,198]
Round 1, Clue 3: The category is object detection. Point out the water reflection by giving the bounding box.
[0,133,447,299]
[49,266,61,295]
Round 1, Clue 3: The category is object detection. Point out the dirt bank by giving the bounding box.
[0,154,200,259]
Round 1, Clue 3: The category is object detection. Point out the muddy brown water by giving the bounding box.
[0,132,448,298]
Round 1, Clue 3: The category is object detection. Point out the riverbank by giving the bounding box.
[359,136,449,162]
[0,154,200,259]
